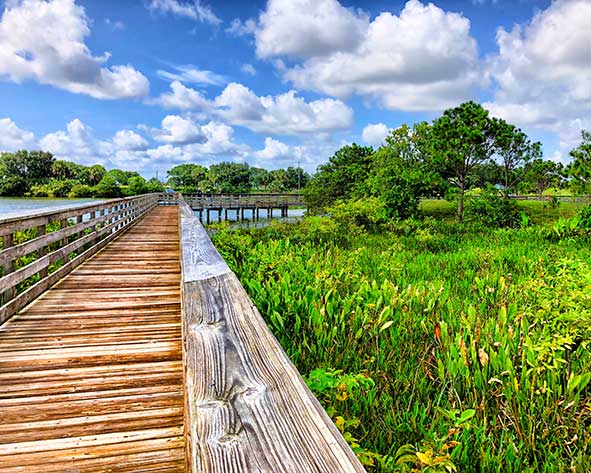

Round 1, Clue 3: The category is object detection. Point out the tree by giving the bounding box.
[430,102,497,221]
[305,143,374,209]
[106,169,130,185]
[524,159,564,199]
[266,167,309,192]
[145,178,164,193]
[569,130,591,194]
[469,161,504,189]
[0,150,55,195]
[209,162,251,193]
[493,119,542,196]
[284,166,309,191]
[87,164,106,185]
[167,164,207,191]
[93,175,122,198]
[250,167,272,190]
[368,123,440,218]
[128,176,147,195]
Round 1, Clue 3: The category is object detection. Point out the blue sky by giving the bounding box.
[1,0,589,178]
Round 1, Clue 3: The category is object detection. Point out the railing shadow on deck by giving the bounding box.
[177,193,365,472]
[0,192,174,324]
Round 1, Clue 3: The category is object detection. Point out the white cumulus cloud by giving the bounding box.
[0,0,149,99]
[151,80,211,111]
[144,115,207,145]
[362,123,390,147]
[484,0,591,160]
[254,0,368,59]
[255,137,291,159]
[214,82,353,135]
[241,63,257,76]
[39,119,113,165]
[112,130,149,151]
[0,118,36,151]
[247,0,479,112]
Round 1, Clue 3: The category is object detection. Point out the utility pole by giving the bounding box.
[297,161,301,192]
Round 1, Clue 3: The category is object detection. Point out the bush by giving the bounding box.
[68,184,94,198]
[93,175,122,198]
[549,205,591,239]
[128,176,147,195]
[328,197,388,234]
[29,179,77,197]
[464,193,522,228]
[0,175,28,196]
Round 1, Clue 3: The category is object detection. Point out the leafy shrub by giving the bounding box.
[93,175,122,198]
[0,175,28,196]
[549,205,591,239]
[328,197,388,234]
[68,184,94,198]
[30,179,77,197]
[464,193,522,228]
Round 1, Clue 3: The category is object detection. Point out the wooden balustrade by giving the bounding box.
[177,194,365,472]
[0,193,170,324]
[183,193,305,209]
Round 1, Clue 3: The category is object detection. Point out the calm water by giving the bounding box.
[196,207,306,227]
[0,197,103,219]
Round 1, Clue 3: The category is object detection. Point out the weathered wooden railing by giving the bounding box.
[178,194,365,472]
[0,193,172,324]
[184,193,304,209]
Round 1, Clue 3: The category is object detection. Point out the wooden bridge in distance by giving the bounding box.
[0,193,364,472]
[183,193,305,224]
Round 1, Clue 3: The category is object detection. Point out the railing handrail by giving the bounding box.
[0,193,172,232]
[177,193,365,472]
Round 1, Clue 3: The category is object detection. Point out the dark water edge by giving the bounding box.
[199,208,306,231]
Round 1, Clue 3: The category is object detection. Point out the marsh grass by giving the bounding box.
[213,211,591,472]
[420,199,585,225]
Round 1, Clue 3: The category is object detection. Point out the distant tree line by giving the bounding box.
[0,151,310,199]
[0,151,164,198]
[306,101,590,222]
[166,162,309,194]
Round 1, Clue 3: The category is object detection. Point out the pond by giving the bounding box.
[0,197,104,219]
[197,207,306,227]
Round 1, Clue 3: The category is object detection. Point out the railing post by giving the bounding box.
[37,224,48,279]
[1,233,15,304]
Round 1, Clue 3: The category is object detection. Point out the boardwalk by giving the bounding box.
[0,195,365,473]
[0,206,184,472]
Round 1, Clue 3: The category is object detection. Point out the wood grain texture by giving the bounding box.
[178,196,365,472]
[0,206,185,472]
[0,194,160,324]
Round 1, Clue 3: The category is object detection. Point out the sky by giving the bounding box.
[0,0,589,178]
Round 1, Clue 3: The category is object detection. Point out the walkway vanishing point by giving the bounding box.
[0,193,364,473]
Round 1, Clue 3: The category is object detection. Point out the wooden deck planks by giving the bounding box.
[0,206,185,472]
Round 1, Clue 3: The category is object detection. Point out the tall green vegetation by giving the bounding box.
[305,144,374,208]
[306,102,587,223]
[569,130,591,193]
[430,102,498,221]
[493,120,542,195]
[212,204,591,472]
[367,123,440,219]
